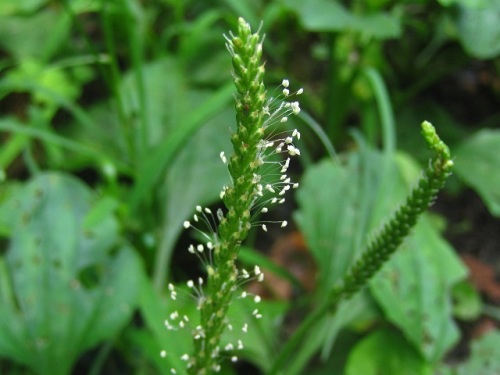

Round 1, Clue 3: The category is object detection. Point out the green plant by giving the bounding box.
[158,17,456,375]
[162,17,302,374]
[0,173,141,375]
[1,2,499,374]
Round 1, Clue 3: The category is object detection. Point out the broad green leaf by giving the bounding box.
[154,106,234,286]
[0,0,47,15]
[454,129,500,216]
[5,59,80,105]
[345,328,432,375]
[0,173,142,375]
[283,291,377,375]
[451,280,482,321]
[295,146,397,297]
[455,1,500,59]
[120,58,188,148]
[370,217,467,361]
[138,272,192,375]
[282,0,401,39]
[222,298,289,372]
[438,0,490,7]
[0,8,71,61]
[436,331,500,375]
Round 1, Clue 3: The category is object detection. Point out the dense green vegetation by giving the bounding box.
[1,1,499,374]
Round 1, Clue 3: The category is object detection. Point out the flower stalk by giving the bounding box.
[329,121,453,307]
[269,121,453,374]
[164,17,302,374]
[185,18,267,374]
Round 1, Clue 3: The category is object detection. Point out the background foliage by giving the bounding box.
[0,0,499,374]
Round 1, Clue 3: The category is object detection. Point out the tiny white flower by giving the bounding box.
[160,350,167,358]
[281,221,288,228]
[282,79,289,88]
[183,221,190,229]
[220,151,227,164]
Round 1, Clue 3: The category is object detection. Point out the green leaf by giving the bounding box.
[455,1,500,59]
[437,331,500,375]
[222,299,289,372]
[438,0,491,7]
[0,0,47,15]
[454,129,500,216]
[0,173,142,375]
[295,145,397,297]
[283,0,401,39]
[451,280,482,321]
[345,328,433,375]
[0,8,71,61]
[370,216,467,361]
[137,273,192,375]
[152,106,234,287]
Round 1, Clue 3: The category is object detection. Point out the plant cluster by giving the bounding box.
[1,1,499,375]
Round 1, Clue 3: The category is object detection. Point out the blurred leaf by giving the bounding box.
[438,0,491,6]
[222,298,289,372]
[295,146,397,297]
[5,60,81,105]
[454,129,500,216]
[0,0,47,15]
[154,106,234,285]
[283,0,401,39]
[370,216,467,361]
[137,272,192,375]
[0,8,71,61]
[0,173,142,375]
[436,331,500,375]
[122,59,233,209]
[455,1,500,59]
[345,328,432,375]
[120,58,188,148]
[452,280,482,321]
[282,291,376,375]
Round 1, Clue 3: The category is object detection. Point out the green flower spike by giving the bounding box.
[163,18,303,374]
[331,121,453,306]
[269,121,453,374]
